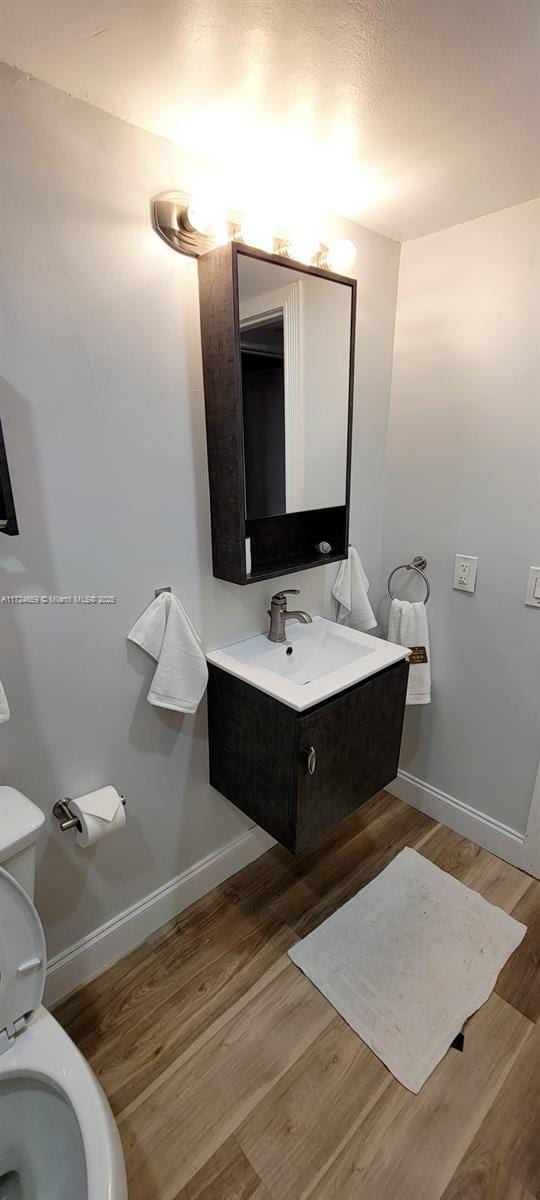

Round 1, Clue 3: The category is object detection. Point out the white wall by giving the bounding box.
[381,199,540,835]
[0,64,400,960]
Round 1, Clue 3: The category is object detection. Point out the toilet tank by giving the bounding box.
[0,786,45,897]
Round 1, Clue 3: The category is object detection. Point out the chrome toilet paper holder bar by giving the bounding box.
[52,796,126,833]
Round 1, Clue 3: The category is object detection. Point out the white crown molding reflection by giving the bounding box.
[283,281,304,510]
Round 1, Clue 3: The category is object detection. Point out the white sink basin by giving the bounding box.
[207,616,410,711]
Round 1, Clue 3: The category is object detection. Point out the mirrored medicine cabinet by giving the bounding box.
[198,242,356,584]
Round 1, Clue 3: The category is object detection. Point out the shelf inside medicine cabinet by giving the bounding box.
[245,505,347,581]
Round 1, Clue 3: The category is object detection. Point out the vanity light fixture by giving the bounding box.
[152,191,358,275]
[287,228,324,266]
[239,213,276,254]
[185,195,229,245]
[321,238,358,273]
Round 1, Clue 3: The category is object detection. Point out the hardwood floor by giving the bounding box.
[55,793,540,1199]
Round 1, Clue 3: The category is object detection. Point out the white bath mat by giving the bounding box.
[288,847,526,1093]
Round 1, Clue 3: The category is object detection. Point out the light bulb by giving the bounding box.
[326,238,358,274]
[287,231,321,265]
[240,214,275,253]
[185,195,229,244]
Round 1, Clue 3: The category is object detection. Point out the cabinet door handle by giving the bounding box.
[305,746,317,775]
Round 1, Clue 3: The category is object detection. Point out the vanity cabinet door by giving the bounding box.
[208,664,298,850]
[294,660,408,852]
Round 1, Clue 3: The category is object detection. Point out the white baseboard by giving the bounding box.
[44,825,274,1006]
[387,769,528,871]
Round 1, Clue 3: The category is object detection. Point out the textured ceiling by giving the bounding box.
[1,0,538,240]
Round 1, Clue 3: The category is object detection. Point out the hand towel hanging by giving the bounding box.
[128,592,208,714]
[388,599,431,705]
[332,546,377,631]
[0,679,10,723]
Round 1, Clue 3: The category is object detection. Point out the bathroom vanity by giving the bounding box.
[207,618,409,853]
[198,240,409,851]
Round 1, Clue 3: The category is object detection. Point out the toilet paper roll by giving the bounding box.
[70,786,126,848]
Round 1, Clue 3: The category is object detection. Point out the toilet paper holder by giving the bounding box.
[52,795,126,833]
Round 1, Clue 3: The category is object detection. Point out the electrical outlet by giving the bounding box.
[525,567,540,608]
[453,554,478,594]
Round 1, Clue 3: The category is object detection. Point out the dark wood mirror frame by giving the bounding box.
[198,241,356,585]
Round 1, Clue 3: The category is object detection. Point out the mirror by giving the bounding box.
[198,242,356,584]
[238,256,352,520]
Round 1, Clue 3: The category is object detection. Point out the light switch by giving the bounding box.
[453,554,478,594]
[525,567,540,608]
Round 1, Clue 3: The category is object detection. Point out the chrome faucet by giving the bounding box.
[268,590,312,643]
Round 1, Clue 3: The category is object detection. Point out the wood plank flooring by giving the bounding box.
[55,792,540,1199]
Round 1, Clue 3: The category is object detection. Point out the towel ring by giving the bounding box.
[387,556,430,604]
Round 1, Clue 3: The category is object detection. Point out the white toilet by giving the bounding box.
[0,786,127,1200]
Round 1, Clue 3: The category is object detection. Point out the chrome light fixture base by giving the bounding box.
[152,192,239,258]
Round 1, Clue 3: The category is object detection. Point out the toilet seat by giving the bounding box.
[0,865,127,1198]
[0,867,46,1055]
[0,784,127,1200]
[0,1008,128,1200]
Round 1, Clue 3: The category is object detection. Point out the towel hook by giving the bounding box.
[387,556,430,604]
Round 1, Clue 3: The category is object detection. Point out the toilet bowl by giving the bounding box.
[0,788,127,1200]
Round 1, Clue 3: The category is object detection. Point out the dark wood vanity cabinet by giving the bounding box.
[208,659,409,853]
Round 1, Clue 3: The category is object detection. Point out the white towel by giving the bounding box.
[388,599,431,705]
[128,592,208,714]
[332,547,377,631]
[0,680,10,723]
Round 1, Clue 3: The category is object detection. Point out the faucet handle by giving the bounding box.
[272,589,300,603]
